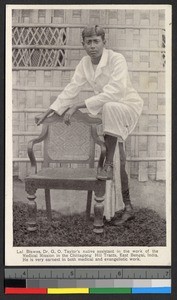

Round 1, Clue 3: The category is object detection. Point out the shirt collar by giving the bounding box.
[94,48,108,79]
[85,48,108,80]
[97,48,108,69]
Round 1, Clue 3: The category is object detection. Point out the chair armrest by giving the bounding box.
[41,111,102,125]
[27,125,48,175]
[73,111,102,125]
[91,125,106,169]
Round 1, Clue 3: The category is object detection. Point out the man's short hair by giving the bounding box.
[82,25,105,41]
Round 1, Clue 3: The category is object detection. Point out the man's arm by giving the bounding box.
[49,59,87,116]
[35,58,87,126]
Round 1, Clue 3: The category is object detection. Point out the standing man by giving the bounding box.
[36,25,143,225]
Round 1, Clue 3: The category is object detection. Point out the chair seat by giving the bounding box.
[28,167,97,181]
[25,167,101,192]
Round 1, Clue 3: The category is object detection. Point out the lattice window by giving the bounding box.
[12,26,67,67]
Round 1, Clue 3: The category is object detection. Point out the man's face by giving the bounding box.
[82,35,105,62]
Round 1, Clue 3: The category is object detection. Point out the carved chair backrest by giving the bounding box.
[42,112,101,168]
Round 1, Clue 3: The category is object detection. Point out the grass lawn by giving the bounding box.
[13,201,166,247]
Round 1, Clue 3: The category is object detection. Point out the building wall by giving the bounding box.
[12,9,166,181]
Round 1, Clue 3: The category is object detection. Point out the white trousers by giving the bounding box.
[92,140,125,220]
[101,102,139,140]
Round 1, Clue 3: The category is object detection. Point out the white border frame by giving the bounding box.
[6,4,171,266]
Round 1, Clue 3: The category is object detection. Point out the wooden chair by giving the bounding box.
[25,111,107,233]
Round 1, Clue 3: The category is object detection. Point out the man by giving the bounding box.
[36,25,143,225]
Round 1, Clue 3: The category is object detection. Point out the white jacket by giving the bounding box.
[50,48,143,116]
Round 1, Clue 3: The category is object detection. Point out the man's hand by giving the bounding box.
[35,109,54,126]
[35,113,47,126]
[63,106,77,126]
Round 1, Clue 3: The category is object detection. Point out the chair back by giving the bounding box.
[42,112,102,167]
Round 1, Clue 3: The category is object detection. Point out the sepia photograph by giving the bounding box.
[5,5,171,266]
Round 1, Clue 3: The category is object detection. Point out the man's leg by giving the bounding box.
[113,142,134,225]
[97,101,126,180]
[104,134,117,163]
[97,134,117,180]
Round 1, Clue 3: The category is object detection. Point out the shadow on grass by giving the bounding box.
[13,202,166,247]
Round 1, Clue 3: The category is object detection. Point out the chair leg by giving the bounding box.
[93,181,106,233]
[45,189,52,221]
[86,191,92,219]
[27,194,37,232]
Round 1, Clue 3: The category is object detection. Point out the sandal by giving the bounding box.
[97,161,113,180]
[112,204,135,226]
